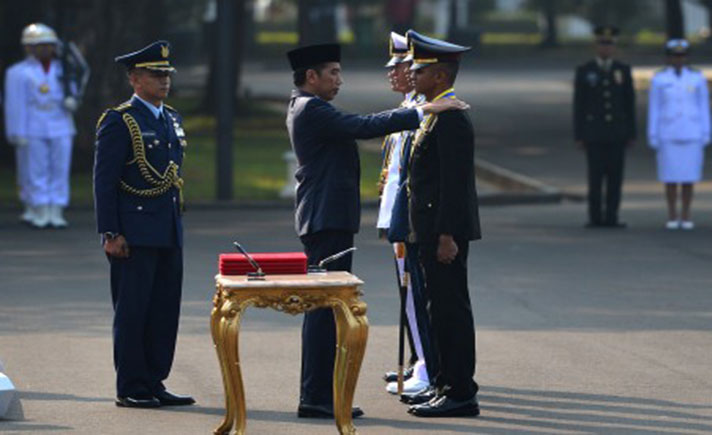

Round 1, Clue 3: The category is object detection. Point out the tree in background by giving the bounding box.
[385,0,418,34]
[665,0,684,38]
[298,0,337,44]
[697,0,712,42]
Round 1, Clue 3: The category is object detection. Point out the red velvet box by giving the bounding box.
[218,252,307,276]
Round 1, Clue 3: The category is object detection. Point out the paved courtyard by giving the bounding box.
[1,198,711,434]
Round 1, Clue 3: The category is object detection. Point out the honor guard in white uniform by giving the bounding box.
[3,23,76,228]
[377,32,433,396]
[648,39,710,230]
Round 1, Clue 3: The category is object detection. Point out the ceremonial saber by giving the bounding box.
[394,244,408,395]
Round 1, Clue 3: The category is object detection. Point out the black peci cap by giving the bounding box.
[286,43,341,71]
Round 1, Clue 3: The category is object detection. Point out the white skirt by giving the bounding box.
[656,141,705,183]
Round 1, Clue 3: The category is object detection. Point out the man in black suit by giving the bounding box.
[574,25,637,228]
[404,31,481,418]
[285,43,467,419]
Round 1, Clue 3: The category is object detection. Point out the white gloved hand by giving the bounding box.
[7,136,28,147]
[63,96,79,112]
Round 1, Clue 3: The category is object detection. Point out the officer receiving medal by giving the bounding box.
[377,31,436,398]
[93,40,194,409]
[401,30,482,418]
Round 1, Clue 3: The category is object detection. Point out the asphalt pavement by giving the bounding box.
[1,198,712,434]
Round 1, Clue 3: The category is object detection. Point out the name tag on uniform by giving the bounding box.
[141,131,157,138]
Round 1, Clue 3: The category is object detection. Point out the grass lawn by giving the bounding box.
[0,100,384,206]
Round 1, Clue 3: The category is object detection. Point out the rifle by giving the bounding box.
[59,40,90,112]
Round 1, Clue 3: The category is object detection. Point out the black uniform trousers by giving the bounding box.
[419,238,478,401]
[586,142,625,224]
[109,246,182,397]
[299,230,354,405]
[405,242,439,381]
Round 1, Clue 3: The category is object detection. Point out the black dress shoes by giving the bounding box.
[400,386,436,405]
[154,390,195,406]
[383,366,414,383]
[115,395,161,408]
[408,395,480,418]
[297,403,364,419]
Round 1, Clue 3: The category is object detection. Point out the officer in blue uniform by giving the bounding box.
[285,43,467,419]
[94,41,194,409]
[379,31,437,397]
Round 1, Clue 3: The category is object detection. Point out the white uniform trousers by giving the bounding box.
[394,244,429,383]
[26,136,73,206]
[14,144,31,205]
[656,140,705,183]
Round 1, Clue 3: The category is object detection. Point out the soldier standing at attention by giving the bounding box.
[285,42,467,419]
[648,39,710,230]
[405,31,481,418]
[3,23,76,228]
[377,31,434,396]
[94,41,194,409]
[574,25,637,228]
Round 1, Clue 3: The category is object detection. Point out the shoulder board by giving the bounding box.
[113,102,133,112]
[95,102,133,130]
[163,104,178,113]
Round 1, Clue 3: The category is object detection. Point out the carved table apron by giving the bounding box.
[211,272,369,435]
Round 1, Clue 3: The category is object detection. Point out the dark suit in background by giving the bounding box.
[574,59,636,225]
[409,108,481,402]
[286,88,420,406]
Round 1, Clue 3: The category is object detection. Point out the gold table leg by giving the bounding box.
[211,284,368,435]
[212,290,248,435]
[332,299,369,435]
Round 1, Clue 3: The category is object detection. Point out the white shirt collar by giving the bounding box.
[133,94,164,119]
[596,57,612,70]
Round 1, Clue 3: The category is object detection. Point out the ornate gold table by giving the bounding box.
[211,271,369,435]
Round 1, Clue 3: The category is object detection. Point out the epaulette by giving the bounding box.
[163,103,178,113]
[96,102,133,131]
[113,101,133,112]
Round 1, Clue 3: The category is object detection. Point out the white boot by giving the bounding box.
[19,205,36,224]
[31,204,51,229]
[49,204,68,228]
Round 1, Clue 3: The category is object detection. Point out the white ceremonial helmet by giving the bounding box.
[21,23,59,45]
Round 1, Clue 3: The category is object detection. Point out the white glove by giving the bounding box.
[63,96,79,112]
[7,136,28,147]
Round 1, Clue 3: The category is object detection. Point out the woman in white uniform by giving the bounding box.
[648,39,710,230]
